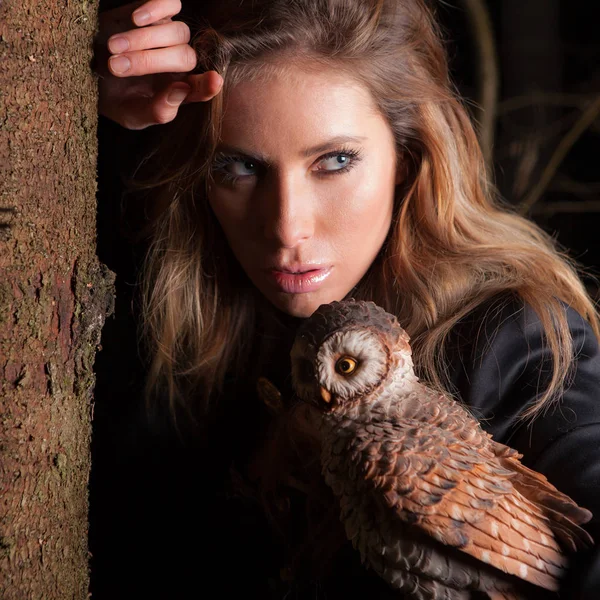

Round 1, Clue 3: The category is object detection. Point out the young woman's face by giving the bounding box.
[208,65,400,318]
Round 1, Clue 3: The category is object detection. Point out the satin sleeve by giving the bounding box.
[446,295,600,598]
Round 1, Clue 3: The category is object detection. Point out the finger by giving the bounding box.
[156,83,191,121]
[130,0,182,27]
[108,44,197,77]
[183,71,224,104]
[97,1,181,42]
[100,83,190,131]
[107,20,190,55]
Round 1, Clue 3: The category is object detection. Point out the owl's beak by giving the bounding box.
[320,386,332,404]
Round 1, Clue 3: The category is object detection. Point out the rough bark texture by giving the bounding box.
[0,1,114,598]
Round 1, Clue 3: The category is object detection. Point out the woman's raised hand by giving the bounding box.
[95,0,223,130]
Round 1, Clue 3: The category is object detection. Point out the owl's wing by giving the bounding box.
[490,438,593,551]
[343,419,578,592]
[387,388,592,548]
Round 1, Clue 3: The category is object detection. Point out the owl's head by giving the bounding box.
[291,300,412,413]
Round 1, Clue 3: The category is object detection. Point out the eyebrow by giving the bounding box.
[301,135,367,157]
[214,135,367,163]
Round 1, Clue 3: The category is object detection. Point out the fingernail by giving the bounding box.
[109,55,131,74]
[167,87,189,106]
[108,36,129,54]
[132,9,150,25]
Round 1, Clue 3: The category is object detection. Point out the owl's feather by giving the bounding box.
[294,299,408,357]
[326,417,581,590]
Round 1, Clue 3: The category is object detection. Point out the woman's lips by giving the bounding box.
[266,266,332,294]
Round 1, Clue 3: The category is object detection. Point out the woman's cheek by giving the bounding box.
[209,188,251,232]
[325,174,392,231]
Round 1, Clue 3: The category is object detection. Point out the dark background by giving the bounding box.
[90,1,600,598]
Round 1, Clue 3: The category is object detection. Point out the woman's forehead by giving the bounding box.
[218,64,388,156]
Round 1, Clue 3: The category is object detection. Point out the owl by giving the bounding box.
[290,299,593,599]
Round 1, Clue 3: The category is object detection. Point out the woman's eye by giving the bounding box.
[211,155,260,185]
[314,150,361,174]
[212,148,361,184]
[318,155,350,171]
[227,159,258,177]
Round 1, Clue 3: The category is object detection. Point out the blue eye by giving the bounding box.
[228,159,258,177]
[212,154,260,185]
[314,149,361,174]
[318,154,351,171]
[212,146,362,186]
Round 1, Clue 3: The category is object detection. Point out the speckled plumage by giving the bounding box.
[290,300,594,599]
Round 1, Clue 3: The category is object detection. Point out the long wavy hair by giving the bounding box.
[136,0,599,423]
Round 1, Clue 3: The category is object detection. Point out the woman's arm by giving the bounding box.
[446,294,600,598]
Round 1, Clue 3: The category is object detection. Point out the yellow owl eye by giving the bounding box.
[336,356,358,376]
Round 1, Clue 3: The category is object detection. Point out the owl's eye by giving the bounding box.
[335,356,358,376]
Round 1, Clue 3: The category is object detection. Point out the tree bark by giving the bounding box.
[0,1,114,598]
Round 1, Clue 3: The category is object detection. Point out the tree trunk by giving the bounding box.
[0,1,114,598]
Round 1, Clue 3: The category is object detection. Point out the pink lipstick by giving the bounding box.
[266,266,332,294]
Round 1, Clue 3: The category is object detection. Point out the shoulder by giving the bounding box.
[444,292,600,446]
[448,291,595,357]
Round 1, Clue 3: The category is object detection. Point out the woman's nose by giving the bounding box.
[260,171,315,248]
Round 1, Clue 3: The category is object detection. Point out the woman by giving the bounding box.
[95,0,600,597]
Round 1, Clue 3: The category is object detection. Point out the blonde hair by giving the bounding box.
[136,0,599,421]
